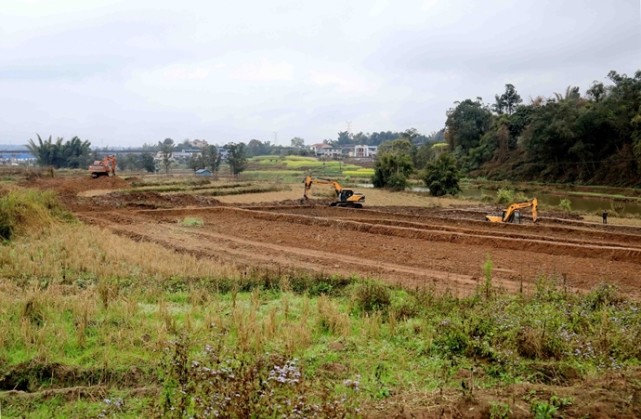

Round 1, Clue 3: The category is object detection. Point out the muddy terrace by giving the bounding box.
[58,176,641,300]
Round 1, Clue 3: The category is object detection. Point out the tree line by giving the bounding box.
[26,135,250,177]
[445,70,641,185]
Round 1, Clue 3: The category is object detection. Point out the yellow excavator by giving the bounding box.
[303,175,365,208]
[486,198,538,223]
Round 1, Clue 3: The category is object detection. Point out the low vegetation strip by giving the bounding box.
[2,245,640,417]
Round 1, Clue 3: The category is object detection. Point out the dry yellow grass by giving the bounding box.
[0,223,240,282]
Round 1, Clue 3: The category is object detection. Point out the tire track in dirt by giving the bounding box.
[264,206,641,248]
[79,212,508,294]
[133,207,641,264]
[336,217,641,250]
[76,207,639,297]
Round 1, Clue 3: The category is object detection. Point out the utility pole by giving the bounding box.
[273,131,278,145]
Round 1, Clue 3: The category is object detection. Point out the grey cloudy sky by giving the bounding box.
[1,0,640,147]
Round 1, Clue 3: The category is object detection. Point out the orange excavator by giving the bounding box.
[486,198,538,223]
[303,175,365,208]
[88,155,117,178]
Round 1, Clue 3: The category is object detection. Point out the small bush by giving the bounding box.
[432,320,469,355]
[584,283,623,310]
[558,198,572,212]
[495,188,514,205]
[422,153,461,196]
[352,282,391,314]
[489,401,511,419]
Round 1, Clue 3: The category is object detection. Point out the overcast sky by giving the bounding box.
[1,0,640,147]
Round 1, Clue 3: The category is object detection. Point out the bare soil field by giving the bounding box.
[42,175,641,299]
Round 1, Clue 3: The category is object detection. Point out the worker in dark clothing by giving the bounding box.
[602,210,608,225]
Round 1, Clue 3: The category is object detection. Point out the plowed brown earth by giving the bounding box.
[63,179,641,297]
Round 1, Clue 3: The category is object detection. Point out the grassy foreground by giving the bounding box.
[1,189,641,418]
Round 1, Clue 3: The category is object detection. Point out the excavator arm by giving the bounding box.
[303,175,365,208]
[303,175,342,199]
[486,198,538,223]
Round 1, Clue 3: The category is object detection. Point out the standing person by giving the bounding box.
[602,210,608,225]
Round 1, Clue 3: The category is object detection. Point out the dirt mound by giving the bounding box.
[73,191,223,211]
[20,175,130,196]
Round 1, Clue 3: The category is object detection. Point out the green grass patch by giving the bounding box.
[181,217,204,227]
[343,168,374,177]
[2,267,640,416]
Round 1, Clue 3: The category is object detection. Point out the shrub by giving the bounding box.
[495,188,514,205]
[421,153,461,196]
[386,172,409,191]
[352,282,391,314]
[558,198,572,212]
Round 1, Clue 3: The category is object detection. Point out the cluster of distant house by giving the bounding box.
[0,150,35,166]
[0,141,378,168]
[155,142,378,163]
[309,144,378,159]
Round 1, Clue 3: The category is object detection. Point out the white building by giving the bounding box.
[352,145,377,158]
[310,143,342,157]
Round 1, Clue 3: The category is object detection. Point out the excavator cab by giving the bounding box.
[339,190,354,202]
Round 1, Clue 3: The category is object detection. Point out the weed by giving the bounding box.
[558,198,572,212]
[480,254,494,299]
[180,217,203,227]
[531,400,558,419]
[352,281,391,314]
[489,401,511,418]
[584,282,623,311]
[22,294,45,327]
[495,188,515,205]
[160,338,357,418]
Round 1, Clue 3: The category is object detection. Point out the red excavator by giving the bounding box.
[88,155,117,178]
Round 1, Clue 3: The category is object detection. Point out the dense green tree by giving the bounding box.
[445,99,493,157]
[27,134,92,169]
[494,84,522,115]
[290,137,305,149]
[336,131,351,145]
[586,81,606,102]
[204,145,221,173]
[158,138,174,174]
[440,69,641,185]
[140,152,156,173]
[224,142,248,177]
[378,138,415,157]
[371,139,415,190]
[422,153,461,196]
[246,139,272,157]
[372,153,413,190]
